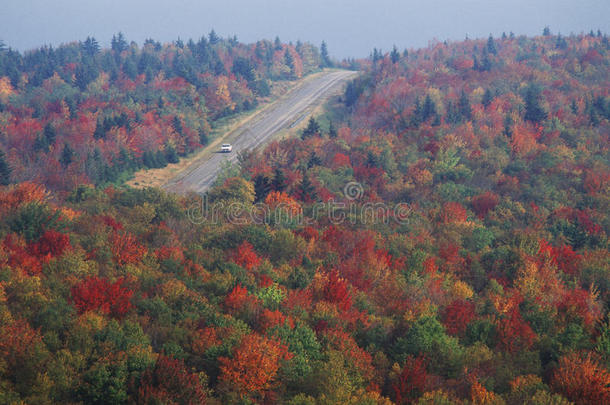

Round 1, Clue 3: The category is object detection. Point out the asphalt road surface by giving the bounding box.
[164,70,357,194]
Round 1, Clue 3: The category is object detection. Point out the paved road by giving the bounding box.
[164,70,357,194]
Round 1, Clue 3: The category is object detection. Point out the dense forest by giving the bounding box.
[0,30,609,404]
[0,32,327,191]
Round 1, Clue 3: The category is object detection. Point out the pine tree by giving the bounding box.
[458,90,472,121]
[93,118,105,140]
[422,95,437,122]
[209,29,220,45]
[320,41,332,67]
[486,35,497,55]
[199,129,209,145]
[272,167,286,192]
[172,116,183,135]
[111,32,128,53]
[524,83,548,124]
[60,143,74,168]
[299,171,316,202]
[253,174,271,203]
[302,116,320,139]
[44,123,56,146]
[165,144,179,164]
[0,149,11,185]
[328,120,337,138]
[284,49,294,72]
[390,45,400,64]
[482,89,494,108]
[82,36,100,57]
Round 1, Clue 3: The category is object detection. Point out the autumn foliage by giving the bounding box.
[71,276,133,318]
[218,333,292,399]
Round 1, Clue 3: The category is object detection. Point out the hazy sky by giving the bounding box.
[2,0,609,58]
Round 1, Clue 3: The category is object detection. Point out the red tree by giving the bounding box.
[138,355,207,405]
[471,191,499,219]
[218,333,291,399]
[231,241,261,270]
[551,352,610,405]
[28,230,71,261]
[71,276,133,318]
[442,300,475,336]
[391,355,429,404]
[323,271,352,311]
[109,230,147,266]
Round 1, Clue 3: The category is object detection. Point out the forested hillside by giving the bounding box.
[0,33,325,191]
[0,31,609,404]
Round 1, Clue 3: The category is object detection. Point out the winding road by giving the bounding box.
[164,69,357,194]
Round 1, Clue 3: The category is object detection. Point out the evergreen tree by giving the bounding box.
[307,152,321,169]
[458,90,472,121]
[0,149,11,185]
[422,95,437,122]
[33,135,49,152]
[328,120,337,138]
[301,116,321,139]
[44,123,56,146]
[60,143,74,168]
[445,101,460,124]
[298,171,316,202]
[208,29,220,45]
[199,129,209,145]
[390,45,400,64]
[543,26,551,36]
[503,114,514,138]
[482,89,494,108]
[93,118,105,140]
[82,36,100,57]
[165,144,179,164]
[274,36,282,51]
[253,174,271,203]
[284,49,294,72]
[111,32,128,53]
[272,167,286,192]
[486,35,497,55]
[172,116,183,135]
[411,96,423,127]
[524,83,548,124]
[320,41,332,67]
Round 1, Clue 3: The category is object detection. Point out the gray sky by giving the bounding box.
[2,0,609,58]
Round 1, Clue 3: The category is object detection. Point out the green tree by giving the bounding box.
[458,90,472,121]
[272,167,287,192]
[487,34,497,55]
[81,36,100,57]
[59,143,74,168]
[93,118,105,140]
[320,41,332,67]
[328,120,337,138]
[524,83,548,124]
[0,149,11,185]
[298,171,316,202]
[301,116,321,139]
[390,45,400,64]
[111,32,128,53]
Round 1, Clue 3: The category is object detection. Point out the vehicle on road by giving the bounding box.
[220,143,233,153]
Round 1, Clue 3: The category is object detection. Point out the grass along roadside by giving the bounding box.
[126,69,344,189]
